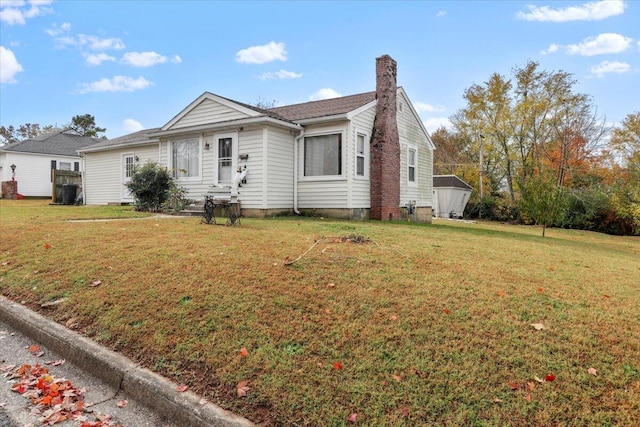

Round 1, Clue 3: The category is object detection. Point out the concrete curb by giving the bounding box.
[0,296,254,427]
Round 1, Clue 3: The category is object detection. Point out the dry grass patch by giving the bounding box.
[1,200,639,426]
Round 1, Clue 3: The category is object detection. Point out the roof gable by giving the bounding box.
[162,92,264,131]
[397,87,436,150]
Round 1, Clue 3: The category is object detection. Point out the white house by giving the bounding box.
[79,55,436,222]
[432,175,473,218]
[0,130,100,198]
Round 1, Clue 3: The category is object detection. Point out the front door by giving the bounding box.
[122,153,135,202]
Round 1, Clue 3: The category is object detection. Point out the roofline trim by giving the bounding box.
[149,116,302,137]
[77,139,159,153]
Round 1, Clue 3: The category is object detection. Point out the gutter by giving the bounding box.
[293,129,305,215]
[78,140,159,154]
[147,116,302,138]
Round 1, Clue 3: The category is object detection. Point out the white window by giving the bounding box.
[408,147,417,186]
[355,132,369,179]
[304,133,342,177]
[172,137,200,180]
[59,162,71,171]
[125,156,135,179]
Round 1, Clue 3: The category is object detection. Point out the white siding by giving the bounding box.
[0,152,82,197]
[235,127,265,209]
[265,127,295,208]
[297,121,350,209]
[84,144,158,204]
[168,99,251,130]
[349,105,376,208]
[397,91,433,208]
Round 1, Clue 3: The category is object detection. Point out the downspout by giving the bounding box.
[80,153,86,205]
[293,129,305,215]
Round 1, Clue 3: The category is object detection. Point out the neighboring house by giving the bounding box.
[0,130,100,197]
[79,55,435,222]
[432,175,473,218]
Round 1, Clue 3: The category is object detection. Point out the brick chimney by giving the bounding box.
[370,54,401,221]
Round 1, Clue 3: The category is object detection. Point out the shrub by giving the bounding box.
[162,185,193,214]
[125,162,173,212]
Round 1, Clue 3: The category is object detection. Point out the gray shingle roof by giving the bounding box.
[433,175,473,190]
[81,128,161,151]
[268,91,376,121]
[0,130,101,157]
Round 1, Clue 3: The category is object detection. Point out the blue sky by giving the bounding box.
[1,0,638,139]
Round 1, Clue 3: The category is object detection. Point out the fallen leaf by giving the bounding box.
[397,405,410,416]
[27,345,41,355]
[325,308,332,314]
[43,243,51,250]
[347,412,358,423]
[527,381,536,390]
[525,394,532,402]
[497,291,505,297]
[389,315,398,321]
[493,398,504,403]
[508,382,519,391]
[90,280,101,287]
[327,283,336,288]
[443,309,451,315]
[116,400,128,408]
[603,294,610,298]
[199,398,208,405]
[538,288,543,293]
[176,384,188,392]
[237,380,251,397]
[333,362,343,370]
[534,376,545,383]
[1,262,11,266]
[545,373,556,382]
[531,323,545,331]
[239,347,249,357]
[587,367,598,376]
[65,318,78,328]
[44,359,65,367]
[392,374,402,382]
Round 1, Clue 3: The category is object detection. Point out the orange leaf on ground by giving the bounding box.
[443,309,451,315]
[116,400,128,408]
[176,384,188,392]
[392,374,402,382]
[239,347,249,357]
[237,380,251,397]
[527,381,536,390]
[508,382,518,391]
[603,294,610,298]
[545,373,556,382]
[588,367,598,376]
[525,394,532,402]
[497,291,505,297]
[389,315,398,321]
[538,288,544,293]
[347,412,358,423]
[333,362,343,370]
[43,243,51,249]
[28,345,40,354]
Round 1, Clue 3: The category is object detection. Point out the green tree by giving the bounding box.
[68,114,106,138]
[519,173,568,237]
[0,123,56,145]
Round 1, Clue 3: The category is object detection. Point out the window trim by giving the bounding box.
[59,161,72,171]
[213,131,238,186]
[407,145,417,187]
[300,130,346,181]
[170,136,202,182]
[354,130,369,180]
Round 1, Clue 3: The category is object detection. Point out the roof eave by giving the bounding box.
[78,139,159,153]
[294,113,350,125]
[149,116,302,138]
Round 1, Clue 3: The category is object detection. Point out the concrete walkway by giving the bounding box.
[0,297,253,427]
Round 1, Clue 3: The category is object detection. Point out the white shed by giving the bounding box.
[432,175,473,218]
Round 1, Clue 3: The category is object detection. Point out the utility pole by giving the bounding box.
[479,134,485,219]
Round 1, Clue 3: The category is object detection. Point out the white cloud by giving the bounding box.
[567,33,632,56]
[413,102,446,113]
[45,22,71,37]
[0,0,53,25]
[85,52,115,66]
[541,43,560,55]
[122,118,144,133]
[516,0,626,22]
[436,11,446,17]
[76,76,152,93]
[258,69,302,80]
[309,88,342,101]
[53,33,125,50]
[423,117,452,133]
[590,60,631,77]
[0,45,23,83]
[235,41,287,64]
[121,51,181,67]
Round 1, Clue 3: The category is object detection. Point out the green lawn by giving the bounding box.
[1,200,639,426]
